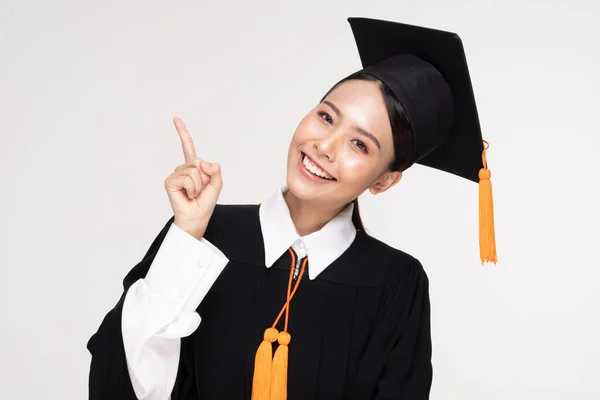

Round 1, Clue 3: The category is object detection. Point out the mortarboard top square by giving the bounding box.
[348,17,485,183]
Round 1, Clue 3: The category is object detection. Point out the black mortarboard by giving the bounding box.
[346,17,497,263]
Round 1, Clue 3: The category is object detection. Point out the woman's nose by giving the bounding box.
[315,134,340,161]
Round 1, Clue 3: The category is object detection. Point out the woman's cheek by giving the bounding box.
[344,159,373,185]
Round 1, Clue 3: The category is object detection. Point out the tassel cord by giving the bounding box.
[479,140,497,264]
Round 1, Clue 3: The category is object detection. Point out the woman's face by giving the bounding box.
[286,79,402,209]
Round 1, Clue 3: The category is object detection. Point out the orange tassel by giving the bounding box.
[479,140,497,264]
[269,332,291,400]
[252,327,279,400]
[252,250,308,400]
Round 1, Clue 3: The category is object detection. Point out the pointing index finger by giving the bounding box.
[173,117,197,163]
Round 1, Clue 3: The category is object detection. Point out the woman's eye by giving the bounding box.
[317,111,333,125]
[352,139,368,153]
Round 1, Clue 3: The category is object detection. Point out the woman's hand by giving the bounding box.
[164,117,223,239]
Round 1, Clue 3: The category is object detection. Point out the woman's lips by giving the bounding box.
[298,152,336,183]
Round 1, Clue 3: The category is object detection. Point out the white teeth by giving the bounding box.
[302,154,334,180]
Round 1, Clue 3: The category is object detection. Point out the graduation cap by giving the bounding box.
[347,17,497,264]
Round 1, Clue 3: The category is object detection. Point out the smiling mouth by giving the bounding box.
[300,152,336,181]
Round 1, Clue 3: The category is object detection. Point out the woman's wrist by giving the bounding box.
[173,219,207,240]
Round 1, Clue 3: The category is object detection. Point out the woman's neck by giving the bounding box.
[282,189,346,237]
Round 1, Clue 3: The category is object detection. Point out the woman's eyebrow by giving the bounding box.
[323,100,382,151]
[353,125,381,150]
[323,100,343,118]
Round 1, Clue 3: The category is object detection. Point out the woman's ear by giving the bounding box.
[369,170,402,195]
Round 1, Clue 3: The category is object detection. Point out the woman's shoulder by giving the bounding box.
[357,230,427,283]
[316,229,426,289]
[200,203,264,263]
[204,203,260,237]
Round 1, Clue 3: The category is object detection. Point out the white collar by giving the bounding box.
[258,185,357,280]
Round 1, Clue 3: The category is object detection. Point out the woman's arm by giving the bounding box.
[374,262,432,399]
[350,257,432,400]
[87,217,229,400]
[122,222,229,400]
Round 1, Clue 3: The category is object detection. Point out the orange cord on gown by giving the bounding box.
[251,248,307,400]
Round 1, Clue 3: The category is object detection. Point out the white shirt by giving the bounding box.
[121,185,356,400]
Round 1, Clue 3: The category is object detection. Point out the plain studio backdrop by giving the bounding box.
[1,0,599,398]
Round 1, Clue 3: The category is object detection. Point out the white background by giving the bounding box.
[1,0,599,399]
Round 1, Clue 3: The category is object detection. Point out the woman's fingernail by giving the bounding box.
[202,162,211,169]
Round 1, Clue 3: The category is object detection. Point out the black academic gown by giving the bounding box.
[87,204,432,399]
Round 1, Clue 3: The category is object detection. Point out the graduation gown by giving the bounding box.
[87,203,432,399]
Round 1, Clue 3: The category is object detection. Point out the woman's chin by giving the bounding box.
[286,175,318,200]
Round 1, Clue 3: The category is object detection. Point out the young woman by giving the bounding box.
[87,17,495,400]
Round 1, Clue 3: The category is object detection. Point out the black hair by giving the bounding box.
[319,72,414,233]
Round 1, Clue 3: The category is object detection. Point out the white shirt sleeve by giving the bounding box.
[121,222,229,400]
